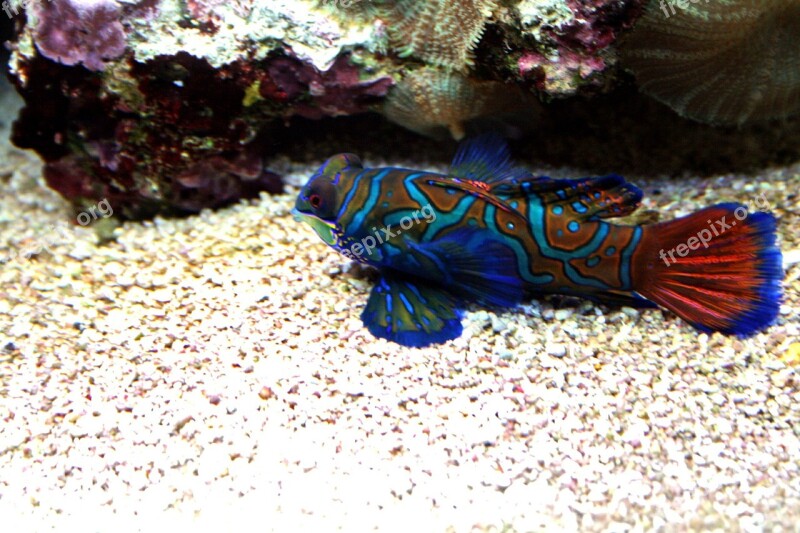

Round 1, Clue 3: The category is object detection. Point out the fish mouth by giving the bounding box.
[293,207,331,226]
[292,208,338,246]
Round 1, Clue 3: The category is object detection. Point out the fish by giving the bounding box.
[293,134,783,347]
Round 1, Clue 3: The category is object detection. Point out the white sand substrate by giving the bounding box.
[1,85,798,532]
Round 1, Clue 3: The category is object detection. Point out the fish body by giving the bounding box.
[294,134,782,347]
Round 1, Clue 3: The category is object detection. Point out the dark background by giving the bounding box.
[1,9,12,79]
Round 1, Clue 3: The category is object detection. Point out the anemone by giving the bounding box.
[383,68,537,139]
[621,0,800,125]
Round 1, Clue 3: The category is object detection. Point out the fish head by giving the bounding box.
[293,153,363,246]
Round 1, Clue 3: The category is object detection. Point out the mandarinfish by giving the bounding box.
[293,134,782,347]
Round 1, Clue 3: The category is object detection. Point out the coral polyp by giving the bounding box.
[621,0,800,125]
[383,0,497,70]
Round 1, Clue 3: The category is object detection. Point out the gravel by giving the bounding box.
[1,83,799,531]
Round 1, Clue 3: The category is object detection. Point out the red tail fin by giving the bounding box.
[632,203,782,336]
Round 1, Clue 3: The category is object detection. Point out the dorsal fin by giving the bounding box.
[448,132,530,184]
[421,175,525,219]
[492,174,644,220]
[445,134,642,220]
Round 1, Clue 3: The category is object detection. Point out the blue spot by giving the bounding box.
[557,229,564,237]
[594,192,601,199]
[510,201,518,209]
[556,190,567,199]
[586,256,600,267]
[382,202,389,209]
[386,191,393,197]
[507,222,515,230]
[447,189,456,195]
[468,218,478,227]
[552,206,564,215]
[568,221,580,233]
[605,246,617,256]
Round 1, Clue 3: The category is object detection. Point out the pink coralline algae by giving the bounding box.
[517,0,645,93]
[265,55,395,120]
[557,0,643,53]
[32,0,126,72]
[171,152,282,213]
[518,50,607,92]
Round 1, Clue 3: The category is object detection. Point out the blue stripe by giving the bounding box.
[398,292,415,314]
[483,205,554,286]
[345,169,391,235]
[338,169,367,221]
[618,226,641,290]
[406,282,429,305]
[527,196,612,289]
[379,172,425,220]
[419,195,476,242]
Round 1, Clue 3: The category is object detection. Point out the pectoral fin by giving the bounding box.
[405,229,525,308]
[361,274,463,347]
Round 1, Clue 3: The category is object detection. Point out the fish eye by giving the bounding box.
[300,179,337,220]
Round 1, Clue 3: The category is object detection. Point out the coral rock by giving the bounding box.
[513,0,644,96]
[5,0,647,217]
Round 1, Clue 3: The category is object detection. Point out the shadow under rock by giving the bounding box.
[275,82,800,181]
[519,83,800,178]
[0,9,12,80]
